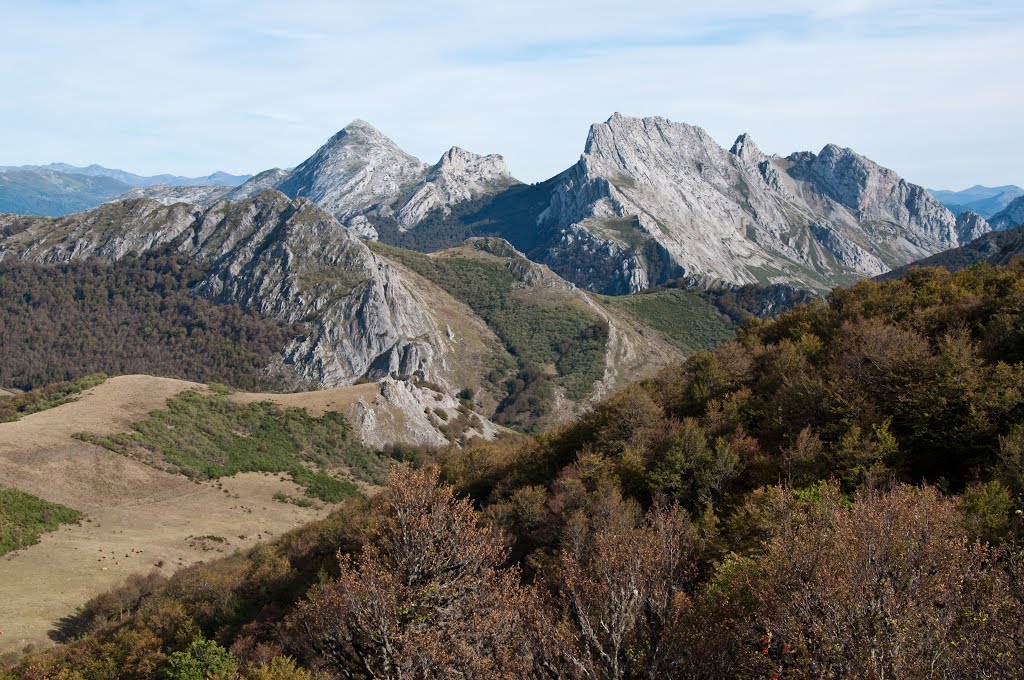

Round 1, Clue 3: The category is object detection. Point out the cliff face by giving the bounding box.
[0,192,466,389]
[275,120,430,233]
[531,114,975,294]
[394,147,517,229]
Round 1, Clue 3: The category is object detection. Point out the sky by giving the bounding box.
[0,0,1021,190]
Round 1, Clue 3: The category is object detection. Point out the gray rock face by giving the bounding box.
[786,144,957,245]
[186,193,446,388]
[0,191,464,389]
[223,168,290,202]
[955,211,991,244]
[533,113,979,293]
[275,120,429,231]
[109,184,231,207]
[394,147,516,229]
[990,196,1024,230]
[0,199,199,263]
[809,223,888,277]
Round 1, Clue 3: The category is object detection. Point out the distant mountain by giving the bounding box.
[0,163,251,188]
[325,114,973,295]
[522,115,969,293]
[4,115,991,295]
[247,115,975,295]
[0,169,131,216]
[0,164,252,217]
[929,184,1024,218]
[989,196,1024,231]
[880,221,1024,280]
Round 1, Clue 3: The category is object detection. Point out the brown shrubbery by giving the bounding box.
[9,262,1024,678]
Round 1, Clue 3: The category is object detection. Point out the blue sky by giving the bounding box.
[0,0,1021,189]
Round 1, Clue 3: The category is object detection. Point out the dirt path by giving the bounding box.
[0,376,333,654]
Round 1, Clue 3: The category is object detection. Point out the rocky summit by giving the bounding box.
[275,120,431,236]
[79,114,982,298]
[395,146,517,229]
[530,114,973,294]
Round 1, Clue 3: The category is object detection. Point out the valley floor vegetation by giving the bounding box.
[0,487,82,557]
[7,261,1024,678]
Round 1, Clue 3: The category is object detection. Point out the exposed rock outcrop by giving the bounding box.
[275,120,429,232]
[955,211,990,244]
[0,199,198,263]
[223,168,290,202]
[530,113,980,294]
[393,147,516,229]
[109,184,231,207]
[0,191,467,389]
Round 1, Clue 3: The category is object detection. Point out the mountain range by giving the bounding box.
[929,184,1024,218]
[2,113,1023,432]
[0,164,251,217]
[149,114,994,295]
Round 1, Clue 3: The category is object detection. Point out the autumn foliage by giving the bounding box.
[9,262,1024,678]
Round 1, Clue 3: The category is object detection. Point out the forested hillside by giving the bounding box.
[8,261,1024,678]
[0,247,304,391]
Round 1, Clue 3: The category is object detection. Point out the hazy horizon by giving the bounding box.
[1,0,1021,190]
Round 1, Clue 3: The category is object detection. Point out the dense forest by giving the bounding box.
[7,261,1024,678]
[0,248,303,391]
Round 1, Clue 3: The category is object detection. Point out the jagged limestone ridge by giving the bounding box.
[533,113,979,294]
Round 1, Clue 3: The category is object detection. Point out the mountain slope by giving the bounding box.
[989,196,1024,230]
[0,193,704,431]
[109,184,231,207]
[880,222,1024,279]
[930,184,1024,218]
[348,114,976,296]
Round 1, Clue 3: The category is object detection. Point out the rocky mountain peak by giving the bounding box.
[275,120,429,227]
[394,146,518,229]
[583,114,715,161]
[730,133,768,166]
[788,143,960,246]
[332,118,387,141]
[531,113,982,295]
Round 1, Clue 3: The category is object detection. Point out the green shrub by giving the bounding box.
[159,637,237,680]
[0,374,106,423]
[371,243,610,424]
[75,391,378,501]
[0,487,83,555]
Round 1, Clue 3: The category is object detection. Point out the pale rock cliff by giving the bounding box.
[532,113,980,294]
[394,147,516,229]
[275,120,429,232]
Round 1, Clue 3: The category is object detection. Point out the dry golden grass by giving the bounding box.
[0,376,335,654]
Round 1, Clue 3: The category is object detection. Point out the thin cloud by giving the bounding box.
[0,0,1019,188]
